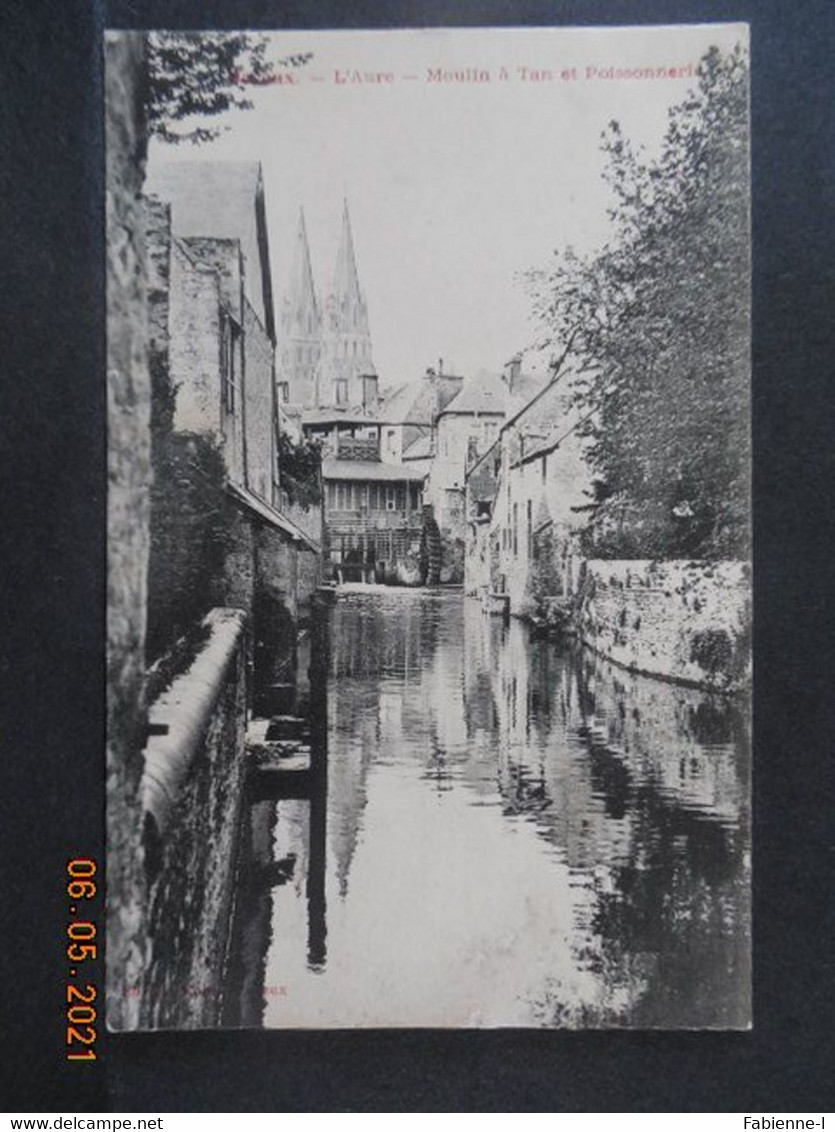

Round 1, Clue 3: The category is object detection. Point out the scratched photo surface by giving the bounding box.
[105,25,751,1030]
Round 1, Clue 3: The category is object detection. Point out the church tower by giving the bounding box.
[277,208,321,407]
[318,200,377,410]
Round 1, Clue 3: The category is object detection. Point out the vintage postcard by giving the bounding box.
[104,23,751,1032]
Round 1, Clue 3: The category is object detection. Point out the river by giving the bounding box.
[224,587,750,1029]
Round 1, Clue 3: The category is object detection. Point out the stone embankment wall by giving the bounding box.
[140,609,248,1029]
[572,559,751,692]
[105,30,150,1032]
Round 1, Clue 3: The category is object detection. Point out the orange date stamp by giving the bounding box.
[65,858,99,1062]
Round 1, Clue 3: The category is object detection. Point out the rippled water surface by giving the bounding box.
[225,589,750,1029]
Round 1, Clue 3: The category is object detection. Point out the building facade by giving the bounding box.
[424,360,546,576]
[323,458,427,584]
[465,368,592,616]
[145,160,322,648]
[298,410,428,583]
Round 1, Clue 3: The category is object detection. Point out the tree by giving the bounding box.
[276,432,323,511]
[529,46,750,559]
[146,31,274,145]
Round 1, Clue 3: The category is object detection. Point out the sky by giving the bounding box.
[147,24,747,387]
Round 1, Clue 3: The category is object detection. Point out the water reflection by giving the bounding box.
[225,590,750,1029]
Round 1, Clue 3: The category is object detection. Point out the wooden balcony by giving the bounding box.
[325,508,422,534]
[336,436,380,461]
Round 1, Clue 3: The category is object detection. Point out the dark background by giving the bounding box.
[2,0,833,1113]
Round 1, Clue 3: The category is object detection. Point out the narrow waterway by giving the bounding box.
[224,588,750,1029]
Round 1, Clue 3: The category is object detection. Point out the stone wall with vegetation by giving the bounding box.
[573,559,751,692]
[105,30,151,1032]
[146,433,231,662]
[169,239,222,436]
[296,545,323,620]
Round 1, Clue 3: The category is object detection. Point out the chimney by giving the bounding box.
[438,357,444,376]
[506,353,522,392]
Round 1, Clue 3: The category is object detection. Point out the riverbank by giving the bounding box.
[522,558,751,695]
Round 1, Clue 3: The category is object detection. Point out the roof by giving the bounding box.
[302,408,380,428]
[465,437,501,480]
[501,367,580,451]
[438,370,510,417]
[509,371,546,405]
[438,368,549,420]
[402,434,432,461]
[227,482,321,552]
[146,160,273,337]
[322,459,425,483]
[379,374,464,425]
[378,382,432,425]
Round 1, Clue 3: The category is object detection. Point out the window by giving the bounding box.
[512,502,518,557]
[278,382,290,404]
[542,455,547,483]
[334,379,348,405]
[362,375,378,408]
[221,316,240,415]
[527,499,533,559]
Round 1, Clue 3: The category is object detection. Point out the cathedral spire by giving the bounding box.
[286,207,319,335]
[331,198,363,309]
[277,207,322,407]
[318,199,376,407]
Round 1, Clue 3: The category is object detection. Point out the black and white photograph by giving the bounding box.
[105,23,751,1033]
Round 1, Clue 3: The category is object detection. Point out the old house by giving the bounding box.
[463,438,502,600]
[144,159,322,661]
[425,359,545,575]
[469,366,592,616]
[322,458,426,583]
[105,144,329,1029]
[377,364,464,466]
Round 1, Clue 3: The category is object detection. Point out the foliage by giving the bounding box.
[277,432,322,511]
[529,46,750,559]
[690,600,752,689]
[439,532,465,584]
[146,32,274,145]
[690,627,734,677]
